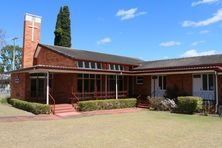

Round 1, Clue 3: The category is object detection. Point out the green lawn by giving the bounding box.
[0,103,33,117]
[0,109,222,148]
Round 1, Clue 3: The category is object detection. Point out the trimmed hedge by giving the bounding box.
[79,98,137,111]
[173,96,203,114]
[8,99,51,114]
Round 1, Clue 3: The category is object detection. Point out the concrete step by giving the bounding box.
[52,104,78,115]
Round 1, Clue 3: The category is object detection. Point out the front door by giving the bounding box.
[192,74,214,100]
[151,75,166,97]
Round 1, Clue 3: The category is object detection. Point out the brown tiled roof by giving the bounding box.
[134,54,222,70]
[39,44,143,65]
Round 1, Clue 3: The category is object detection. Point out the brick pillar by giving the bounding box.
[22,13,41,68]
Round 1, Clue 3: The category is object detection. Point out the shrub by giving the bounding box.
[8,99,51,114]
[148,97,176,111]
[173,96,202,114]
[164,85,189,101]
[79,98,137,111]
[0,96,9,104]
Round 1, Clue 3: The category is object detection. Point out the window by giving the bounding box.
[109,64,114,70]
[158,76,166,90]
[85,62,90,69]
[77,61,103,70]
[109,64,123,71]
[115,65,119,71]
[202,74,214,91]
[136,76,144,85]
[97,63,102,69]
[77,61,84,68]
[91,62,96,69]
[120,65,124,71]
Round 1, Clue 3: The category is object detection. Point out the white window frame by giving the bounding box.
[158,76,166,90]
[202,74,214,91]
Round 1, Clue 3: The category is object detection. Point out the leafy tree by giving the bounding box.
[0,45,22,72]
[54,6,71,47]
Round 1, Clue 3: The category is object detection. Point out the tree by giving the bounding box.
[0,30,5,48]
[54,6,72,47]
[54,7,63,46]
[0,45,22,72]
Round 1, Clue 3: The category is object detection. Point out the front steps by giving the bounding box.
[52,104,81,116]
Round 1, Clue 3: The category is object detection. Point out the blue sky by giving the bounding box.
[0,0,222,61]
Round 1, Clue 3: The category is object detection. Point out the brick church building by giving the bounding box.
[10,13,222,113]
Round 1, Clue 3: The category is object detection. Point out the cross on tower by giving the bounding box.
[28,18,38,41]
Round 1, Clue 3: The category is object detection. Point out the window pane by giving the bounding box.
[115,65,119,70]
[96,80,101,91]
[120,65,124,71]
[38,79,45,98]
[97,63,102,69]
[110,64,114,70]
[84,80,89,92]
[163,76,166,90]
[90,74,95,78]
[159,76,162,89]
[31,79,37,97]
[91,62,96,69]
[78,74,83,78]
[84,74,89,78]
[85,62,90,68]
[209,74,214,91]
[90,80,95,92]
[202,74,208,90]
[78,61,83,68]
[77,80,82,92]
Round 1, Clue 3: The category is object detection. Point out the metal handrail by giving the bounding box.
[49,88,56,114]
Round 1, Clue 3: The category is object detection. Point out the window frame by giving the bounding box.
[136,76,144,85]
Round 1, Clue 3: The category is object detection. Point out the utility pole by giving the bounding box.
[12,37,18,71]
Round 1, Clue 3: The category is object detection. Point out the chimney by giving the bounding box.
[22,13,41,68]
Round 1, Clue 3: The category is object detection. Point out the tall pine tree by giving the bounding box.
[54,6,71,47]
[54,7,63,46]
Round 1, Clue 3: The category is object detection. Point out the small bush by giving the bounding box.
[0,96,9,104]
[148,97,176,111]
[8,99,51,114]
[79,98,137,111]
[173,96,202,114]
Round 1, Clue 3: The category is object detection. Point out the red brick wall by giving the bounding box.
[133,76,151,96]
[35,47,76,67]
[52,73,77,103]
[10,73,30,100]
[166,74,192,95]
[218,76,222,105]
[22,19,41,68]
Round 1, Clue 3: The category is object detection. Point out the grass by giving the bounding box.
[0,110,222,148]
[0,103,33,117]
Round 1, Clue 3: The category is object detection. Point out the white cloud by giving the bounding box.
[116,8,147,20]
[199,30,210,34]
[181,49,218,57]
[159,41,181,47]
[97,37,112,45]
[191,41,205,46]
[182,9,222,27]
[191,0,218,7]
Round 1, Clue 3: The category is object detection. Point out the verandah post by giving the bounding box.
[46,71,49,105]
[116,74,118,99]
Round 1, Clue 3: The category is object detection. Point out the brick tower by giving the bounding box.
[22,13,41,68]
